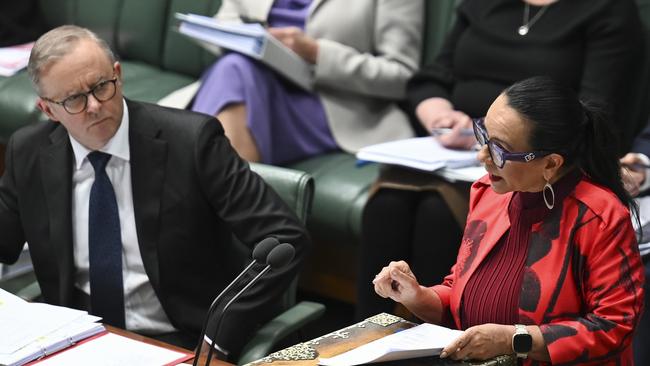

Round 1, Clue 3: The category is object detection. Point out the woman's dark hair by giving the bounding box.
[504,76,637,215]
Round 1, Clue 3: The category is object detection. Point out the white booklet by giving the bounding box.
[357,137,480,172]
[318,323,463,366]
[0,42,33,77]
[175,13,313,91]
[0,289,104,366]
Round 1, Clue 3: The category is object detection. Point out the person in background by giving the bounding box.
[191,0,423,165]
[619,125,650,365]
[357,0,644,319]
[0,25,310,361]
[373,77,645,364]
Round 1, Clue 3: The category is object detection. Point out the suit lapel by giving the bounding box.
[127,101,167,292]
[40,126,75,305]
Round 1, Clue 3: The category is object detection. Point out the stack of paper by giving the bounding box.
[356,137,480,172]
[318,323,463,366]
[0,42,33,77]
[0,289,104,366]
[175,13,313,91]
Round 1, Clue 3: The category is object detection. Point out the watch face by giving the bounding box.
[513,333,533,353]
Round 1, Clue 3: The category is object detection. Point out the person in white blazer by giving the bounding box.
[191,0,423,163]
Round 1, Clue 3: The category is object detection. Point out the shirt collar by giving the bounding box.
[69,98,131,170]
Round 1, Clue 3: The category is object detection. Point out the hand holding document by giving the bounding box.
[175,13,313,91]
[318,323,463,366]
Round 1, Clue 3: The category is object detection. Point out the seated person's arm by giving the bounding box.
[0,136,28,264]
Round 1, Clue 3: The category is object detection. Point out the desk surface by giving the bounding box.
[106,326,231,366]
[244,314,514,366]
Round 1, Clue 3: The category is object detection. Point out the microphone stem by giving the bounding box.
[204,265,272,366]
[193,259,257,366]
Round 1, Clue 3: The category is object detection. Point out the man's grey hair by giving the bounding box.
[27,25,116,95]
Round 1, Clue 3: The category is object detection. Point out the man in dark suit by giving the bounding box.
[620,124,650,366]
[0,25,310,360]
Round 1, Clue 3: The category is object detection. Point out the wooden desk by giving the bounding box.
[243,314,515,366]
[106,326,232,366]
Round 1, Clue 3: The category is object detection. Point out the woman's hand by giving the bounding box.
[440,324,514,361]
[268,27,319,64]
[416,98,476,150]
[620,152,647,197]
[373,261,422,305]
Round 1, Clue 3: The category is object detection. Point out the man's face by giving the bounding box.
[36,39,124,151]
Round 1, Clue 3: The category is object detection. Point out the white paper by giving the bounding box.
[34,333,190,366]
[0,289,90,354]
[356,137,479,172]
[632,195,650,257]
[318,323,463,366]
[0,42,33,77]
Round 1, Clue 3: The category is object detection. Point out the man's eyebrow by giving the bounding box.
[60,75,108,98]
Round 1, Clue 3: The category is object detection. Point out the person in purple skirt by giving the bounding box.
[191,0,423,164]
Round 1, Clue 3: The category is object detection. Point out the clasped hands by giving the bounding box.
[373,261,514,361]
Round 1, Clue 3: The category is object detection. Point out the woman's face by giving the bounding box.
[477,94,549,194]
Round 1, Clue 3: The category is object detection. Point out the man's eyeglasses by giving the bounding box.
[472,117,551,169]
[42,77,118,115]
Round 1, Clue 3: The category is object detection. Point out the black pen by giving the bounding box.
[622,162,650,170]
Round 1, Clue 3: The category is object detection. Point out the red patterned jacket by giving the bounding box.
[432,175,645,365]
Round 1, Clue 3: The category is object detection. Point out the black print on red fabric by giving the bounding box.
[571,248,589,300]
[520,267,541,312]
[544,202,588,321]
[527,201,563,267]
[542,324,578,344]
[458,220,487,277]
[578,313,617,332]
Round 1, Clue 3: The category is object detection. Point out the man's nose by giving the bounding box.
[85,93,102,113]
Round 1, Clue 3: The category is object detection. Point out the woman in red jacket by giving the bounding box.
[373,77,645,364]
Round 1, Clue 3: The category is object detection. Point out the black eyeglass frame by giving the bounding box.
[472,117,552,169]
[41,77,119,115]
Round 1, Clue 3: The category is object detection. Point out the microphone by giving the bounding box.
[192,237,280,366]
[204,243,296,366]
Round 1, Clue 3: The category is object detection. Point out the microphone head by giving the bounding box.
[252,237,280,263]
[266,243,295,269]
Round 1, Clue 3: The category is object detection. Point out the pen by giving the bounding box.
[622,162,650,170]
[430,128,475,137]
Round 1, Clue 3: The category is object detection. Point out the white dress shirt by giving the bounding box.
[70,99,176,334]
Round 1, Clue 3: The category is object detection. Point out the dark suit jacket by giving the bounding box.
[0,99,310,356]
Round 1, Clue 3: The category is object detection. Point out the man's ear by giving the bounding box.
[114,61,122,81]
[543,153,565,181]
[36,98,59,122]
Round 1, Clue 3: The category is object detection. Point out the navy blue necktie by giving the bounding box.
[88,151,125,328]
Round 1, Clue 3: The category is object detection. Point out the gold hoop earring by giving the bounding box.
[543,181,555,210]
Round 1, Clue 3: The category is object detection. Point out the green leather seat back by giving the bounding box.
[161,0,222,78]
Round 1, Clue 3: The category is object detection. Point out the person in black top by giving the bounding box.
[356,0,645,320]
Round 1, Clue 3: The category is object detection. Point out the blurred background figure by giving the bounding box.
[191,0,424,165]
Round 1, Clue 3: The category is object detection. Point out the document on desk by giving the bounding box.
[356,137,479,172]
[318,323,463,366]
[33,333,192,366]
[0,289,104,366]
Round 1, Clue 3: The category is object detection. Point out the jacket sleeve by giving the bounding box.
[193,119,311,356]
[0,134,27,264]
[313,0,423,99]
[405,5,468,112]
[540,212,644,364]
